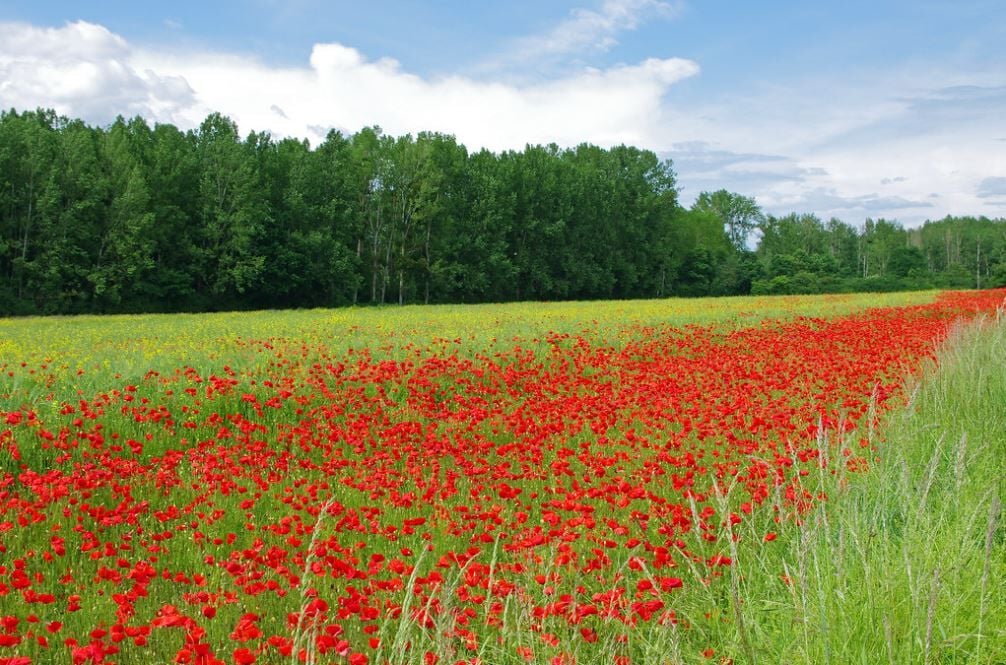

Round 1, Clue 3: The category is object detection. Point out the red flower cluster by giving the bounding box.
[0,290,1002,663]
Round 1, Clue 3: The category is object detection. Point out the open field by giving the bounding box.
[1,290,1004,664]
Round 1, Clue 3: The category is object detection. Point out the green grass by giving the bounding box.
[725,309,1006,664]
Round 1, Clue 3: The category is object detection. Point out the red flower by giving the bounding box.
[229,614,262,643]
[232,647,256,664]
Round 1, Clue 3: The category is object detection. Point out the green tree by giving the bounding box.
[273,130,362,306]
[28,117,110,313]
[92,116,157,310]
[693,189,763,251]
[505,144,570,300]
[437,149,516,302]
[144,122,202,309]
[195,113,268,303]
[859,218,906,278]
[0,109,61,311]
[824,217,860,276]
[667,207,732,296]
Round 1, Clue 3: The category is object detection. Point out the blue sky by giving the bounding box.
[2,1,1004,224]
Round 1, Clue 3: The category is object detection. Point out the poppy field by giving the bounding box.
[1,290,1004,665]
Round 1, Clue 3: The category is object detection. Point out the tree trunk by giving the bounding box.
[369,206,381,304]
[353,237,362,304]
[381,239,392,304]
[424,219,432,305]
[976,239,981,289]
[18,175,34,300]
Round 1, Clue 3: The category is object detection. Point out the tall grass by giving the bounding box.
[731,311,1006,663]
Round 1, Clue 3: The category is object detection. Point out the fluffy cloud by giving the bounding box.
[0,21,196,122]
[140,41,698,150]
[0,19,698,152]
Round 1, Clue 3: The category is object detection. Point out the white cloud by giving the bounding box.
[0,19,698,152]
[504,0,681,64]
[0,21,196,122]
[660,71,1006,225]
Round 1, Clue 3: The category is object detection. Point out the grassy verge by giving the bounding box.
[735,309,1006,664]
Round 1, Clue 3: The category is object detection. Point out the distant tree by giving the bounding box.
[888,245,926,278]
[0,109,61,310]
[859,218,907,278]
[350,126,391,303]
[668,207,732,296]
[94,116,157,310]
[436,148,516,302]
[824,217,859,276]
[195,114,268,303]
[693,189,763,251]
[145,122,202,309]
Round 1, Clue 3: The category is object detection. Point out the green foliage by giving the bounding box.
[1,108,1005,315]
[694,188,763,250]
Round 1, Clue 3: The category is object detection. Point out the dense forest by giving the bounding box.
[1,108,1004,315]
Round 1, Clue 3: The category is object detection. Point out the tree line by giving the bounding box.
[1,108,1004,315]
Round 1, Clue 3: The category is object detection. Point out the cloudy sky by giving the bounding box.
[1,0,1004,225]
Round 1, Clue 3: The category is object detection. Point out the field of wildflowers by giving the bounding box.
[0,290,1003,664]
